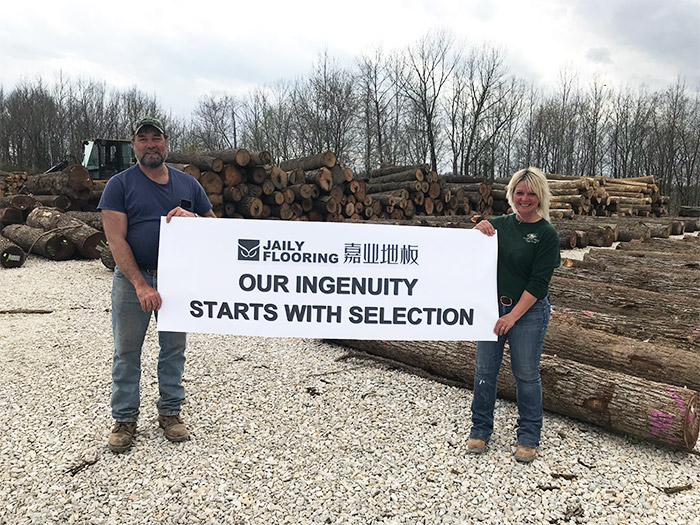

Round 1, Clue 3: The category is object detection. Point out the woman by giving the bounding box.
[467,167,560,463]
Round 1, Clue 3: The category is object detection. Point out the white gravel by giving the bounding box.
[0,256,698,525]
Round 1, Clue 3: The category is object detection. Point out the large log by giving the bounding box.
[582,247,700,272]
[546,311,700,392]
[166,153,224,173]
[305,168,332,191]
[0,194,35,211]
[32,195,72,211]
[369,167,425,184]
[550,275,699,334]
[371,164,430,178]
[2,224,74,260]
[26,207,106,259]
[279,152,336,171]
[617,236,699,254]
[0,208,24,225]
[205,148,251,167]
[0,235,26,268]
[198,171,224,194]
[556,259,700,298]
[332,339,699,451]
[22,165,92,198]
[64,211,103,231]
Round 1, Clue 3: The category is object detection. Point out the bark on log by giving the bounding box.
[305,168,333,192]
[99,243,115,270]
[546,311,700,392]
[279,152,336,171]
[32,195,72,211]
[0,208,24,225]
[370,164,429,178]
[555,261,700,299]
[248,150,272,166]
[0,235,26,268]
[2,224,75,260]
[64,211,103,231]
[369,168,425,184]
[22,165,92,198]
[550,276,699,352]
[582,248,700,272]
[205,148,251,167]
[617,236,699,255]
[166,153,224,172]
[331,339,699,450]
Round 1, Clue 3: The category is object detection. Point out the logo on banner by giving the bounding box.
[238,239,260,260]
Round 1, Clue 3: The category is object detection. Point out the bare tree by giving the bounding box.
[399,30,458,171]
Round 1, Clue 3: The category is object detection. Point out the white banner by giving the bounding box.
[156,218,498,341]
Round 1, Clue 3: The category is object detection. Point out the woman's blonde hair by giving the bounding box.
[506,167,552,222]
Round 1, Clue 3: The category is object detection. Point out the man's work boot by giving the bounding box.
[158,414,190,442]
[108,421,137,453]
[514,444,537,463]
[466,437,488,454]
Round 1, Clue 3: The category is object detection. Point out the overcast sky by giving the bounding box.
[2,0,698,116]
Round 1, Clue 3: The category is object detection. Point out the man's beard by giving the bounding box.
[139,150,166,169]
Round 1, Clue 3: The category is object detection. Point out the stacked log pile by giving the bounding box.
[0,171,29,198]
[365,166,471,220]
[489,173,669,219]
[169,149,367,221]
[332,228,700,451]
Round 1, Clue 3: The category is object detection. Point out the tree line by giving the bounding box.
[1,32,698,208]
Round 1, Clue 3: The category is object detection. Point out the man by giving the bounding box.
[99,117,216,453]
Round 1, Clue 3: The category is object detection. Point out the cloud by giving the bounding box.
[585,47,613,64]
[573,0,700,75]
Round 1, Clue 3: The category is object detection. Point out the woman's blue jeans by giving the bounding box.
[110,267,186,422]
[469,296,550,448]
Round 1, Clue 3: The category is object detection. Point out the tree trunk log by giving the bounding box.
[2,224,75,260]
[555,262,700,299]
[205,148,251,167]
[0,194,36,211]
[279,152,336,171]
[331,338,699,451]
[617,236,699,255]
[0,208,24,225]
[369,168,425,184]
[305,168,332,191]
[166,153,223,173]
[582,247,700,272]
[236,197,263,218]
[64,211,103,231]
[32,195,72,211]
[370,164,429,178]
[546,311,700,391]
[199,171,224,194]
[22,165,92,198]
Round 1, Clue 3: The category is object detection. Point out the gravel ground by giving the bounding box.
[0,256,698,525]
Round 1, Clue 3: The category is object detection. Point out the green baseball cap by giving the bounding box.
[132,116,166,136]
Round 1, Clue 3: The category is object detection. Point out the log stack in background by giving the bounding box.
[364,165,471,220]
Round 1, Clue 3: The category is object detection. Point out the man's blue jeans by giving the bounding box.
[111,267,186,422]
[469,296,550,448]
